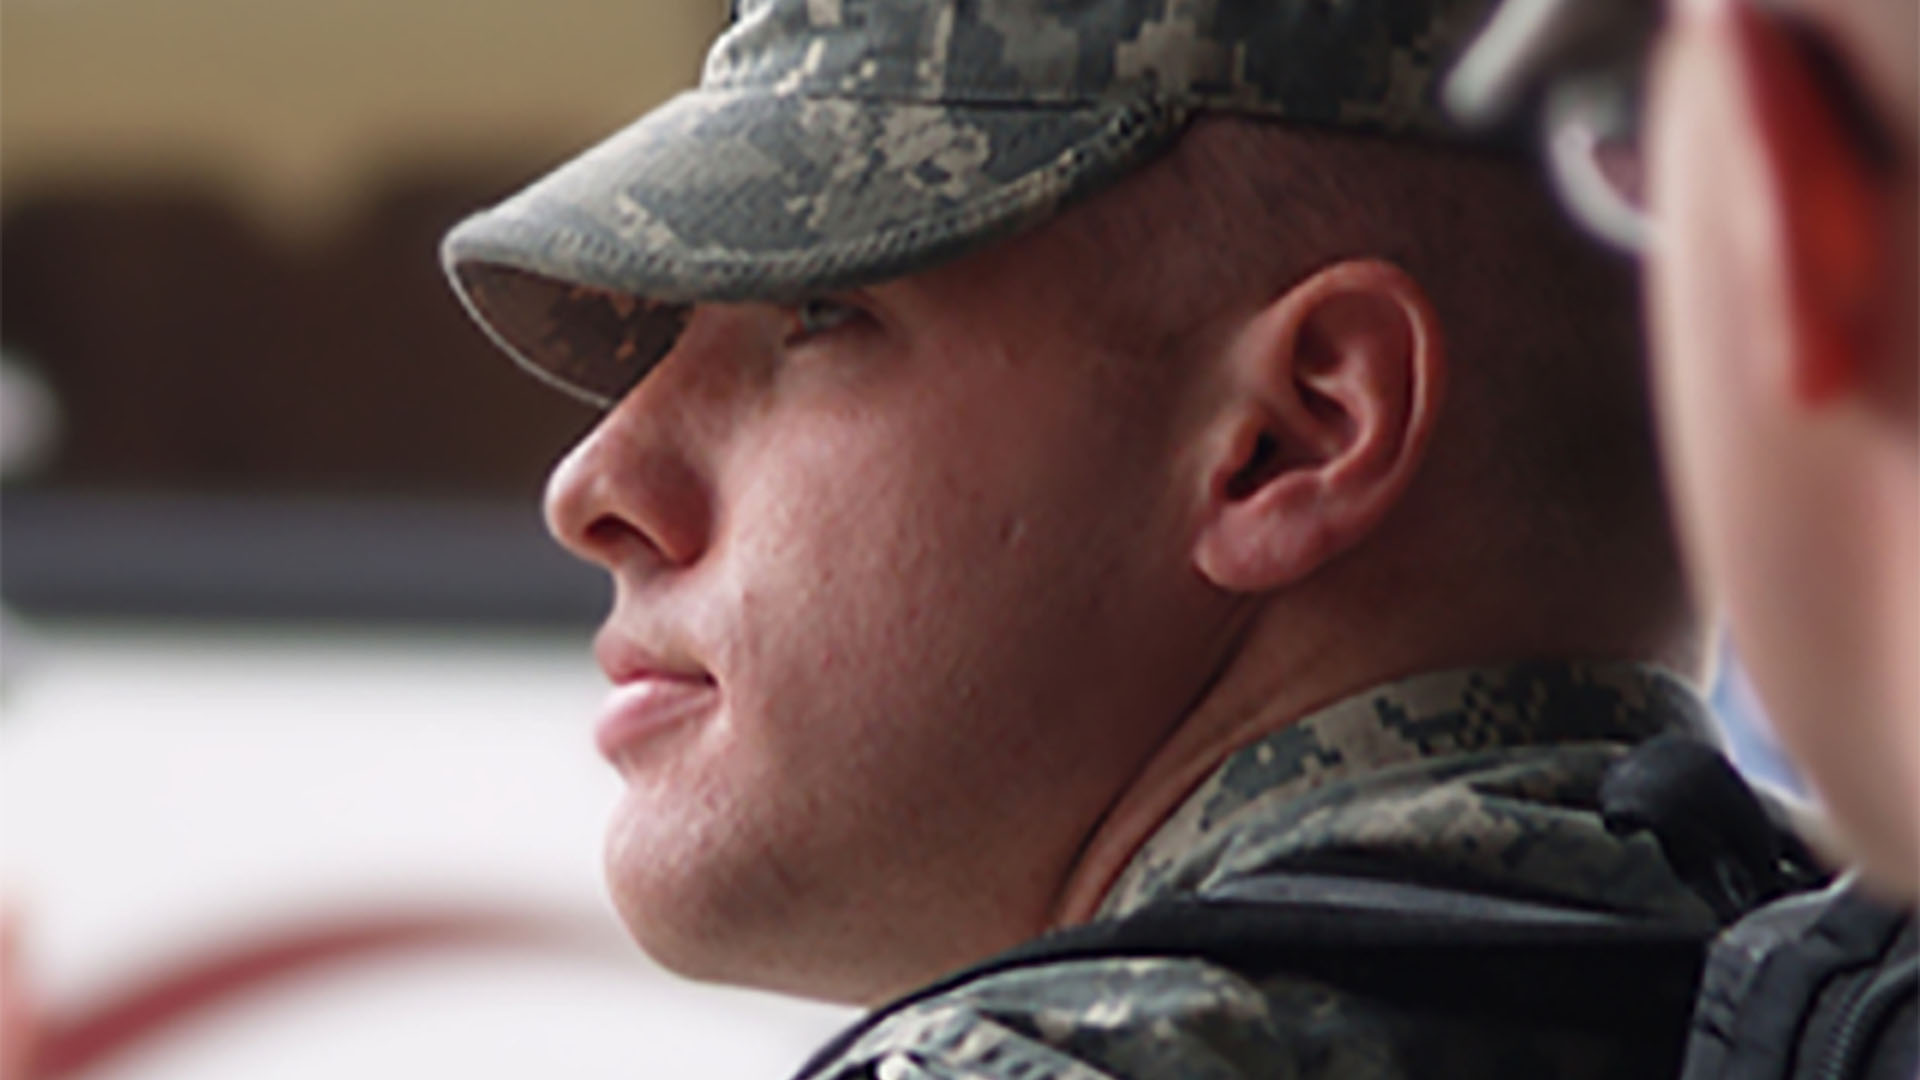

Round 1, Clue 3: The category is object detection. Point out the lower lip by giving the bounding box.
[594,676,718,762]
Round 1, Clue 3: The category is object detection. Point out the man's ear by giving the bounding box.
[1723,0,1888,408]
[1192,258,1446,593]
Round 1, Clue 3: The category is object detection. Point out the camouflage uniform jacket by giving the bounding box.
[801,661,1728,1080]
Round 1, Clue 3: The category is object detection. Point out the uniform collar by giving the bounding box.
[1098,660,1718,918]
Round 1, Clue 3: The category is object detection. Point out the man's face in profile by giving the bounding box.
[543,213,1222,1001]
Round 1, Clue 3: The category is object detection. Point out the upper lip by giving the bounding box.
[593,625,712,687]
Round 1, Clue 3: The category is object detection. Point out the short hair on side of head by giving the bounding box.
[1062,115,1684,628]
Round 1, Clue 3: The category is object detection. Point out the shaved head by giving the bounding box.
[1050,117,1689,665]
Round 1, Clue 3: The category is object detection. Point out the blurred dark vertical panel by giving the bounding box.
[0,171,595,497]
[0,170,614,621]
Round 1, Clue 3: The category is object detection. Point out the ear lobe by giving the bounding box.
[1193,259,1446,594]
[1729,2,1885,407]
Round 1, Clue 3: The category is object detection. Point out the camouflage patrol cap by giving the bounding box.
[443,0,1496,407]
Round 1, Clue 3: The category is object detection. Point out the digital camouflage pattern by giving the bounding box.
[442,0,1499,406]
[802,661,1725,1080]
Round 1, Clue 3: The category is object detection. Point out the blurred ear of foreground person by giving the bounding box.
[1452,0,1917,1077]
[438,1,1842,1077]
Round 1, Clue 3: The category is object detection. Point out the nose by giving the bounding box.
[543,347,716,576]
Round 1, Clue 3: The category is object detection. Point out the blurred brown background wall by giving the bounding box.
[2,0,723,497]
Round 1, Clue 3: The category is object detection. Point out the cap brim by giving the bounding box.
[442,87,1181,407]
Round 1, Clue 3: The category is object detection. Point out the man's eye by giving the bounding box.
[788,298,866,342]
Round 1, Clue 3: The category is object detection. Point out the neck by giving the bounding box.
[1047,597,1424,927]
[1047,579,1700,928]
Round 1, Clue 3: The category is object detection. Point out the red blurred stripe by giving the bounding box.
[30,908,609,1079]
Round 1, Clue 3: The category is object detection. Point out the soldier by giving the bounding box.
[1450,0,1916,897]
[442,1,1761,1075]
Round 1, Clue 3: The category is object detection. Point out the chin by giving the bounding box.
[1837,806,1920,904]
[604,820,740,978]
[601,817,881,1002]
[611,890,883,1003]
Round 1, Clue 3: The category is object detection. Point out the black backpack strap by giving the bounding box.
[1201,869,1674,933]
[1681,879,1918,1080]
[791,870,1712,1080]
[1600,733,1826,923]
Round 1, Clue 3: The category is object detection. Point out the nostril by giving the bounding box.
[583,515,637,556]
[542,395,713,570]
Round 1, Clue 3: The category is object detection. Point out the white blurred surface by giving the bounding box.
[0,619,853,1078]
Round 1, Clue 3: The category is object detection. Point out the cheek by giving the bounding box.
[697,432,965,814]
[721,415,1042,715]
[713,380,1170,784]
[1645,30,1786,602]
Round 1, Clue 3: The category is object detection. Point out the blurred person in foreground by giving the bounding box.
[440,1,1789,1076]
[1451,0,1917,898]
[1450,2,1917,1077]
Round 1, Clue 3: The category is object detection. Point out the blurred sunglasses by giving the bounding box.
[1444,0,1901,252]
